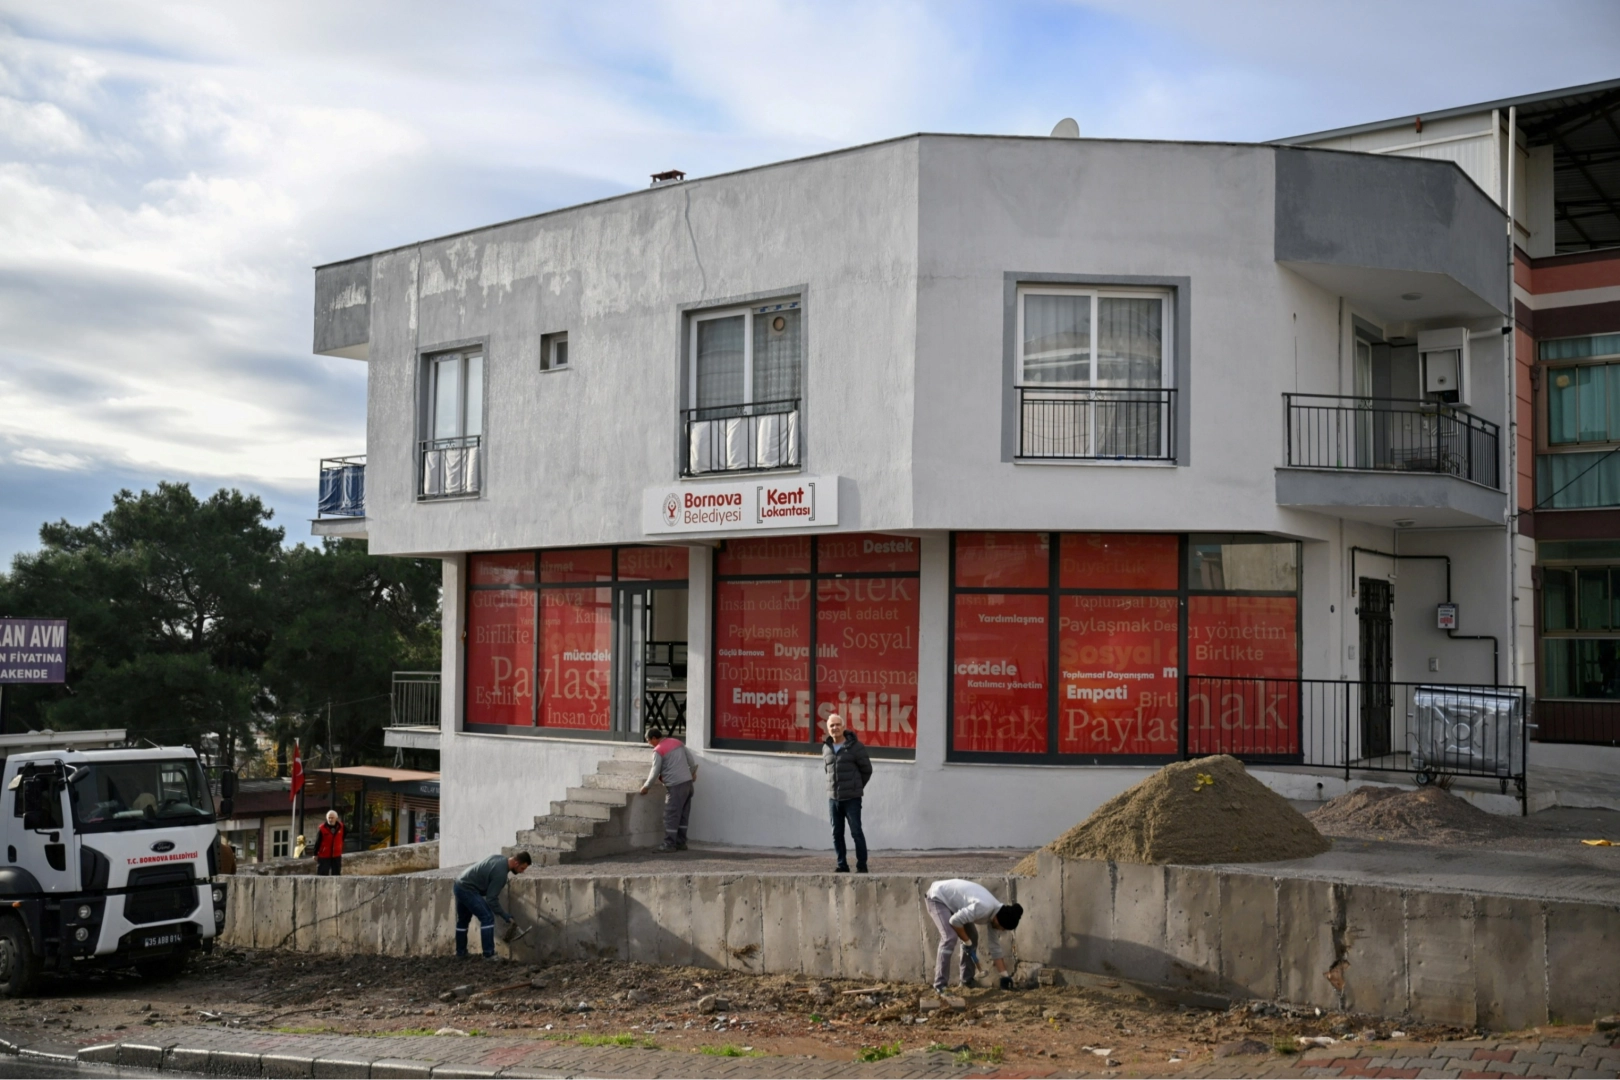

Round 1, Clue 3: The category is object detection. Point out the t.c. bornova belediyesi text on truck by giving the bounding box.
[0,746,232,995]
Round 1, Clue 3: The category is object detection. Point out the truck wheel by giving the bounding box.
[0,918,41,997]
[136,952,188,981]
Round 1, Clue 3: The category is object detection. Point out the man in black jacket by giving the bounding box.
[822,713,873,873]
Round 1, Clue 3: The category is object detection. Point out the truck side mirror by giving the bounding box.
[22,811,45,832]
[221,769,238,800]
[218,797,234,819]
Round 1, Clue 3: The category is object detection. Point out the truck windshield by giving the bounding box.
[68,759,214,832]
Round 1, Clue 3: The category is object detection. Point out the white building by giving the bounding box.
[312,133,1518,864]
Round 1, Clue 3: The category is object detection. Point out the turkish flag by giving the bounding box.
[290,743,304,803]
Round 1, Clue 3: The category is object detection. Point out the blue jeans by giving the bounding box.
[829,797,867,871]
[453,883,497,957]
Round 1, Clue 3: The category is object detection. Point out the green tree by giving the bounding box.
[265,539,440,768]
[0,483,281,761]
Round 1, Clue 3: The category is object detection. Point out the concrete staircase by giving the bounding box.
[503,744,664,866]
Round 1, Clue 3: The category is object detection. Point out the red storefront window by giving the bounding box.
[815,577,918,749]
[539,547,614,583]
[1059,533,1178,590]
[537,587,612,730]
[717,536,812,577]
[470,552,536,586]
[955,532,1049,589]
[617,546,690,581]
[817,533,921,574]
[713,579,812,742]
[465,589,535,727]
[952,592,1049,754]
[1057,595,1179,754]
[1187,596,1300,755]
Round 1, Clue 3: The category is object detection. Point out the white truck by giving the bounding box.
[0,741,232,995]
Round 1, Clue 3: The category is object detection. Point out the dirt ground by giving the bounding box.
[0,947,1484,1074]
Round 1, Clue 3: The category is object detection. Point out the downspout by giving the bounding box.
[1349,546,1499,684]
[1504,105,1520,694]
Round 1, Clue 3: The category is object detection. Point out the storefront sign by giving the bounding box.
[713,579,812,742]
[951,593,1049,754]
[465,590,535,727]
[0,618,67,684]
[1058,595,1179,754]
[643,476,840,535]
[815,577,919,749]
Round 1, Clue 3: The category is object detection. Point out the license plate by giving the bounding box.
[141,932,183,949]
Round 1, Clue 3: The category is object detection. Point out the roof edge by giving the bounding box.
[1272,77,1620,146]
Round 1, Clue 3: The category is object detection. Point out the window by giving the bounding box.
[1546,363,1620,445]
[684,300,802,474]
[272,828,290,858]
[1016,287,1174,460]
[1542,552,1620,700]
[1538,335,1620,509]
[948,532,1299,764]
[421,348,483,499]
[542,332,568,372]
[464,546,691,737]
[712,534,919,756]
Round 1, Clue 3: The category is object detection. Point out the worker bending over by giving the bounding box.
[924,878,1023,992]
[454,851,531,959]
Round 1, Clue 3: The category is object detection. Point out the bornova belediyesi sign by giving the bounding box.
[643,475,840,535]
[0,618,68,684]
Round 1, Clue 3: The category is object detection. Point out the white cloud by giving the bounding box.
[11,448,93,471]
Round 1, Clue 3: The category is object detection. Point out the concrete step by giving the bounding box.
[540,814,608,835]
[596,759,648,777]
[502,845,561,866]
[608,743,654,761]
[581,772,644,792]
[570,783,635,804]
[525,831,581,852]
[558,800,615,823]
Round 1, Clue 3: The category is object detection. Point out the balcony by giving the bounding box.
[1277,395,1507,527]
[682,398,799,476]
[1017,387,1176,461]
[420,435,481,500]
[385,671,441,753]
[312,455,367,540]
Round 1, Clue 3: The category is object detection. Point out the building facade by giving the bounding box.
[1288,79,1620,757]
[313,134,1517,864]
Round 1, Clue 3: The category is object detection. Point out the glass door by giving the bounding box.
[610,587,650,739]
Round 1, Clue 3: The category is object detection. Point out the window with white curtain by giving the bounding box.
[1016,287,1173,460]
[685,300,802,474]
[421,348,484,498]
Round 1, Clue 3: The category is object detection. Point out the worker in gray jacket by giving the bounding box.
[822,713,873,873]
[453,851,531,959]
[925,878,1023,992]
[638,727,698,852]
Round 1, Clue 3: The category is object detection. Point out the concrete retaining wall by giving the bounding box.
[221,856,1620,1031]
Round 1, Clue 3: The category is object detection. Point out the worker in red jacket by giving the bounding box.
[315,810,345,876]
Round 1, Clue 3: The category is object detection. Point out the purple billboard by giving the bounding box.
[0,619,68,684]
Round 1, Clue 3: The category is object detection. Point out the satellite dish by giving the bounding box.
[1050,118,1080,139]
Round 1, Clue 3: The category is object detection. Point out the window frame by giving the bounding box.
[946,531,1301,766]
[1014,285,1174,391]
[541,331,569,373]
[428,349,484,440]
[272,828,290,859]
[1539,553,1620,701]
[708,535,919,760]
[687,298,802,410]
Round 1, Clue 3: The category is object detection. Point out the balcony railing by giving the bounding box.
[391,671,441,729]
[1285,394,1501,489]
[318,455,366,518]
[1017,387,1177,461]
[682,398,799,476]
[420,435,481,499]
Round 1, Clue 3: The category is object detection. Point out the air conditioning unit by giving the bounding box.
[1418,327,1470,406]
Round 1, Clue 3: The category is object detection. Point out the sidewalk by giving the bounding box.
[8,1023,1616,1078]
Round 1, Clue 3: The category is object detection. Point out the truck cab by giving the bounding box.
[0,745,228,995]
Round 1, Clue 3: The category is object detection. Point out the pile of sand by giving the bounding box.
[1307,785,1519,845]
[1013,755,1329,874]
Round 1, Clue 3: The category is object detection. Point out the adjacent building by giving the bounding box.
[313,125,1524,864]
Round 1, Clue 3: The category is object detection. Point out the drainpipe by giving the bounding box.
[1504,105,1519,694]
[1349,546,1499,684]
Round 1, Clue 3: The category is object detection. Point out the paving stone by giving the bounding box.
[1555,1055,1604,1071]
[1481,1063,1530,1075]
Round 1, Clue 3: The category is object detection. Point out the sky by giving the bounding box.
[1,0,1618,567]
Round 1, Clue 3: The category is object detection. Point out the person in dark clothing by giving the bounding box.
[454,851,531,958]
[315,811,344,876]
[822,713,873,873]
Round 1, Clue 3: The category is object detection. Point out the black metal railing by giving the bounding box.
[682,398,799,476]
[420,435,481,499]
[1187,677,1528,802]
[1530,699,1620,746]
[1284,394,1501,489]
[1018,387,1177,461]
[391,672,441,729]
[318,455,366,518]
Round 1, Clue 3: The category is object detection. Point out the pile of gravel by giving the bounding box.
[1013,755,1329,873]
[1307,784,1519,844]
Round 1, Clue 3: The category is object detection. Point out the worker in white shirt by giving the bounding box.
[924,878,1024,992]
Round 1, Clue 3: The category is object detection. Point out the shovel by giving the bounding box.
[501,921,533,944]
